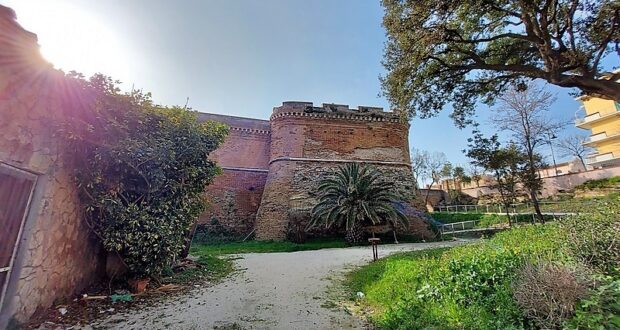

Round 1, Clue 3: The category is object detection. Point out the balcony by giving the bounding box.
[587,152,620,166]
[575,108,620,129]
[583,131,620,146]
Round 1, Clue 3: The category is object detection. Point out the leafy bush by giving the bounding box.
[348,196,619,329]
[560,199,620,276]
[60,74,228,277]
[513,262,588,329]
[574,176,620,190]
[566,277,620,329]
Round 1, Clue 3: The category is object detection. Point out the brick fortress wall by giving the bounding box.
[197,114,270,236]
[199,102,433,240]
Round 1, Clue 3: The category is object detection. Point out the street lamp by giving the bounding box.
[547,133,558,176]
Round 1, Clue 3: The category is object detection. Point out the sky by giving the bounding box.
[4,0,614,175]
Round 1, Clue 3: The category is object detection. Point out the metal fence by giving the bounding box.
[434,201,570,214]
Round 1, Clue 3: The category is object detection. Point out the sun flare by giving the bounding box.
[5,0,131,79]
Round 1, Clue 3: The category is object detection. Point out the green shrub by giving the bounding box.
[566,277,620,329]
[60,74,228,278]
[193,218,245,244]
[560,199,620,276]
[575,176,620,190]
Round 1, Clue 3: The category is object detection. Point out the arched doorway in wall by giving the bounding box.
[0,162,37,311]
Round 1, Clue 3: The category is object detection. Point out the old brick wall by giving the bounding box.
[197,114,271,236]
[199,169,267,236]
[255,102,431,240]
[0,5,102,325]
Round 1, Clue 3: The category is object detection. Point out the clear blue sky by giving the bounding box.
[5,0,611,169]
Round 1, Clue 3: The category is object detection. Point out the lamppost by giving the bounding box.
[547,133,558,176]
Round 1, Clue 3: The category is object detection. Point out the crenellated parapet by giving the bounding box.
[270,101,407,124]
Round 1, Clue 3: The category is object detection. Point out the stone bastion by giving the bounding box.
[199,101,431,240]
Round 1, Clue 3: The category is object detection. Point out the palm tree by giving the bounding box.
[308,163,408,244]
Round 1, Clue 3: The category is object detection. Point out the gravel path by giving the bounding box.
[96,240,469,330]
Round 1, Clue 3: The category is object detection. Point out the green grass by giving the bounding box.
[436,193,619,215]
[574,176,620,190]
[346,247,451,300]
[190,237,348,255]
[344,225,569,329]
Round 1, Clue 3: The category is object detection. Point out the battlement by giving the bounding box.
[271,101,402,122]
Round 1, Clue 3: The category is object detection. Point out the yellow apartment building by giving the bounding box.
[576,94,620,167]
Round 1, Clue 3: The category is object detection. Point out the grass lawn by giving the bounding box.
[190,237,348,255]
[346,247,451,301]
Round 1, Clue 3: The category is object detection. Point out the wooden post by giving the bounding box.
[368,238,380,261]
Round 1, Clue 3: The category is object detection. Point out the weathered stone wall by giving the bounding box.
[0,6,102,325]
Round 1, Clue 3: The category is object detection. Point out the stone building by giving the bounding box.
[199,102,432,240]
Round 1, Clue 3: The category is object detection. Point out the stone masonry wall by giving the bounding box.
[0,6,102,325]
[254,102,427,240]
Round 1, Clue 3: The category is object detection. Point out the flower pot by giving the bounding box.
[128,278,150,294]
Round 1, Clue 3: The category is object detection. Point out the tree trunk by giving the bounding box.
[180,221,199,258]
[495,172,512,228]
[345,222,364,245]
[423,179,436,206]
[578,156,587,170]
[552,75,620,102]
[530,188,544,224]
[524,136,544,223]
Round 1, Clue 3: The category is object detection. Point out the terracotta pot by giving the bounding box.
[128,278,150,294]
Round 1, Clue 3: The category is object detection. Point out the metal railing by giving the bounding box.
[437,212,574,235]
[434,201,568,214]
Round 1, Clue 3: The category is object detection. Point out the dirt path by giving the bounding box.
[95,240,469,330]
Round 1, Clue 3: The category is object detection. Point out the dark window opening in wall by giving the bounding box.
[248,187,255,191]
[0,163,37,311]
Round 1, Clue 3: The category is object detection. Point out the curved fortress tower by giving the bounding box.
[199,102,423,240]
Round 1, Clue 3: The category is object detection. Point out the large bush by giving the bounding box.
[59,74,228,277]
